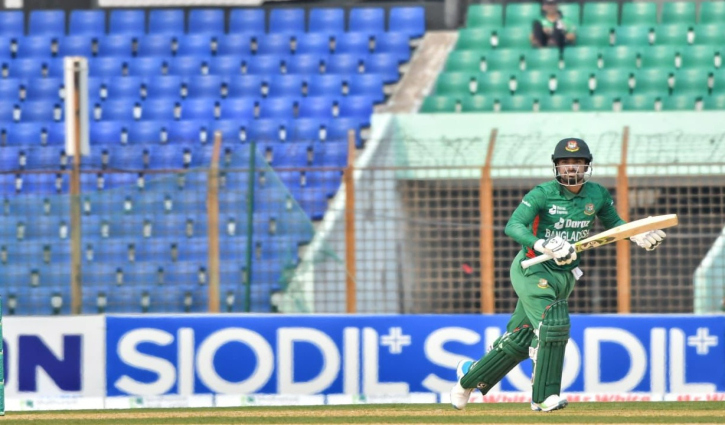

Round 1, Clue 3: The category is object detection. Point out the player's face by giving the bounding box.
[556,158,589,185]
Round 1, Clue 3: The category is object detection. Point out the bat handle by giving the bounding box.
[521,253,553,269]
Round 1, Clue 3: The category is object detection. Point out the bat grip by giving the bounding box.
[521,253,552,269]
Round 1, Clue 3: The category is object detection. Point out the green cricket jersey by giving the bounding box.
[504,180,626,271]
[537,16,577,35]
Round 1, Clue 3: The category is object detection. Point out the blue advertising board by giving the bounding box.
[105,314,725,397]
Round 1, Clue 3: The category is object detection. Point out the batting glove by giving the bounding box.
[630,229,666,251]
[534,236,577,266]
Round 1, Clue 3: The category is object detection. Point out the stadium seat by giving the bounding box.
[434,72,474,96]
[309,8,344,34]
[485,49,523,72]
[349,8,385,33]
[661,94,697,110]
[57,35,95,57]
[460,95,494,112]
[16,36,55,59]
[91,121,126,145]
[246,55,284,75]
[480,71,516,96]
[498,95,535,112]
[563,47,600,70]
[267,75,305,97]
[514,70,553,97]
[21,101,62,122]
[148,9,185,34]
[0,36,13,59]
[445,50,484,73]
[139,98,179,121]
[639,45,677,69]
[29,10,65,36]
[24,78,64,102]
[678,45,718,70]
[615,25,654,46]
[338,96,374,124]
[97,99,141,121]
[504,2,540,28]
[0,102,19,122]
[633,69,672,95]
[578,94,615,111]
[259,97,298,119]
[167,56,207,77]
[582,1,618,27]
[673,69,710,96]
[389,7,425,38]
[621,94,658,111]
[217,34,254,56]
[269,8,305,34]
[145,75,183,99]
[249,118,289,143]
[576,25,612,47]
[366,54,400,84]
[186,75,223,98]
[298,96,336,119]
[128,120,166,144]
[257,34,293,56]
[0,11,24,37]
[211,120,248,144]
[291,118,327,143]
[555,70,595,96]
[296,33,332,55]
[69,10,106,35]
[456,28,493,51]
[7,122,46,146]
[595,69,633,96]
[327,54,364,75]
[137,34,175,57]
[96,35,135,57]
[700,1,725,24]
[176,34,215,57]
[208,56,245,76]
[601,46,639,69]
[229,8,265,34]
[558,3,581,25]
[661,1,696,25]
[494,27,530,49]
[524,49,560,71]
[179,99,219,121]
[653,24,691,46]
[109,9,145,36]
[538,95,575,112]
[621,2,657,26]
[374,32,411,62]
[335,32,372,55]
[692,24,725,46]
[307,74,344,97]
[290,54,329,75]
[188,9,225,34]
[703,93,725,109]
[227,75,265,98]
[465,4,503,28]
[0,78,20,101]
[348,73,385,103]
[220,98,258,120]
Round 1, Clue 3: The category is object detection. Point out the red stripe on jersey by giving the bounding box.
[526,215,540,258]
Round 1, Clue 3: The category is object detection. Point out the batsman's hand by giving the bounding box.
[534,236,577,266]
[630,229,666,251]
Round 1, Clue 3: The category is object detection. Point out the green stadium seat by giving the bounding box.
[621,94,659,111]
[702,93,725,109]
[621,2,657,26]
[477,71,515,96]
[498,95,535,111]
[456,28,493,51]
[537,94,575,111]
[673,69,711,95]
[563,46,601,70]
[660,94,697,110]
[633,69,673,95]
[661,1,696,25]
[711,70,725,94]
[692,24,725,46]
[578,94,616,111]
[699,1,725,25]
[677,45,718,70]
[421,96,459,113]
[494,27,531,49]
[576,25,613,47]
[582,2,618,27]
[461,95,495,112]
[504,2,540,28]
[524,49,561,71]
[445,50,485,72]
[601,46,639,69]
[435,72,476,96]
[559,3,581,25]
[595,69,634,96]
[484,49,523,72]
[555,69,595,96]
[466,4,503,28]
[639,45,678,69]
[653,24,692,46]
[514,70,554,96]
[615,25,654,46]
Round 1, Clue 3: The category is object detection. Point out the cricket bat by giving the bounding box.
[521,214,679,269]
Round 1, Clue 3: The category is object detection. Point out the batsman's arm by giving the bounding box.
[504,188,545,248]
[596,187,626,230]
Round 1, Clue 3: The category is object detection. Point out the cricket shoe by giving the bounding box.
[450,360,474,410]
[530,394,569,412]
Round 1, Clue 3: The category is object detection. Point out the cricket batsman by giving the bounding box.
[450,138,667,412]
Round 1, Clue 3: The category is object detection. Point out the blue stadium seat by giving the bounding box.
[0,78,21,101]
[128,120,166,144]
[271,145,309,167]
[296,188,328,220]
[141,98,180,121]
[137,34,175,57]
[148,9,185,34]
[186,75,223,98]
[145,144,192,169]
[375,32,411,62]
[47,59,66,78]
[307,74,343,97]
[0,11,24,37]
[366,54,400,83]
[21,101,62,122]
[349,8,385,33]
[246,55,283,75]
[167,56,207,77]
[0,101,19,121]
[127,57,168,77]
[57,35,95,57]
[89,57,128,78]
[327,54,364,74]
[295,33,331,55]
[145,75,183,99]
[309,8,344,34]
[188,9,225,34]
[97,99,141,121]
[69,10,106,36]
[167,120,210,145]
[298,96,336,119]
[327,117,362,146]
[180,99,219,121]
[229,8,265,34]
[16,36,55,59]
[334,32,372,55]
[208,55,244,75]
[109,9,146,36]
[306,170,343,197]
[91,121,126,145]
[104,172,140,189]
[338,96,373,124]
[211,120,248,144]
[227,74,265,97]
[5,59,48,79]
[267,74,305,97]
[249,119,289,143]
[257,34,293,55]
[389,7,425,38]
[29,10,66,36]
[269,8,305,34]
[348,73,385,103]
[176,34,215,57]
[107,145,147,169]
[24,78,64,102]
[7,122,44,146]
[220,98,258,120]
[0,36,12,59]
[217,34,254,56]
[0,169,17,190]
[18,174,63,195]
[259,97,298,119]
[285,54,326,74]
[96,35,135,57]
[45,122,66,145]
[311,141,348,167]
[291,118,327,143]
[104,76,143,100]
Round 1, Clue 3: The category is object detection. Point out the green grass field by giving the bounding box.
[0,402,723,425]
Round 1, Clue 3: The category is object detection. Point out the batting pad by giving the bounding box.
[531,300,570,403]
[460,325,534,394]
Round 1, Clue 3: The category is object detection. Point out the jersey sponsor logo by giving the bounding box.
[584,203,595,215]
[544,228,590,242]
[537,279,549,289]
[554,218,565,229]
[565,140,580,152]
[522,199,531,207]
[549,205,568,215]
[566,219,591,228]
